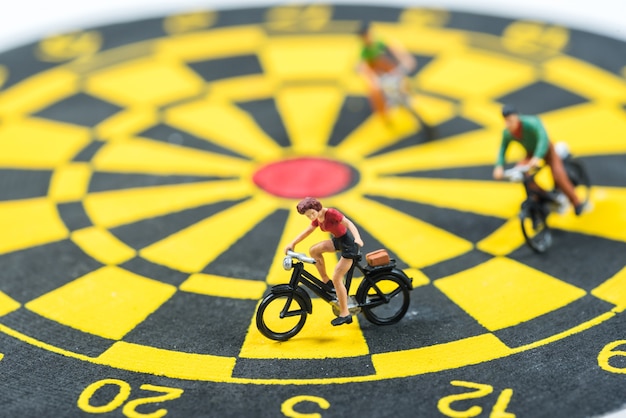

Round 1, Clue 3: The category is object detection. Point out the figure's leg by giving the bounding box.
[329,257,354,326]
[331,257,353,317]
[518,155,547,199]
[545,144,581,207]
[526,177,547,199]
[309,240,334,283]
[368,85,388,120]
[399,77,435,139]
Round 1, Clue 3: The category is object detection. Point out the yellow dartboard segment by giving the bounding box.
[275,85,345,154]
[180,274,267,300]
[83,180,253,228]
[70,226,136,265]
[435,257,587,331]
[140,196,280,272]
[338,194,473,268]
[0,291,20,317]
[85,57,205,107]
[91,138,253,176]
[48,163,92,202]
[240,299,369,360]
[0,118,90,168]
[26,266,176,340]
[549,187,626,242]
[362,176,523,218]
[0,198,68,255]
[166,100,284,161]
[592,266,626,311]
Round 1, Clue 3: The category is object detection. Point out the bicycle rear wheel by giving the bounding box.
[520,207,552,253]
[256,292,307,341]
[356,274,410,325]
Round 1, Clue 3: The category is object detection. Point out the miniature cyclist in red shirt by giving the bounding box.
[285,197,364,326]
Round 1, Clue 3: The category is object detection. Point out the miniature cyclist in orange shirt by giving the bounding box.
[357,22,434,138]
[284,197,364,326]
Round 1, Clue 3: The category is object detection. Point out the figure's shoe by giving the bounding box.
[575,202,588,216]
[323,281,336,294]
[331,315,353,326]
[422,123,437,141]
[554,193,569,214]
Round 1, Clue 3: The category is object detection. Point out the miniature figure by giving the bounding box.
[493,104,586,215]
[284,197,364,326]
[357,23,435,138]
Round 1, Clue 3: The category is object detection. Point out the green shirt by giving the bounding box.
[496,115,550,167]
[361,40,388,64]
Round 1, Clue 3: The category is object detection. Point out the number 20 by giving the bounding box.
[77,378,183,418]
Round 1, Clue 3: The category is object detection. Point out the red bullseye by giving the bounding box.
[253,157,354,198]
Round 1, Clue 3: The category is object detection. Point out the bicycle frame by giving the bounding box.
[380,71,407,107]
[506,164,559,208]
[286,255,362,304]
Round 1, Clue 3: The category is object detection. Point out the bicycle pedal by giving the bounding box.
[349,306,362,315]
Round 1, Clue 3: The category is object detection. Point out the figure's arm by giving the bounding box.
[388,41,417,73]
[358,61,379,84]
[530,118,550,162]
[493,135,510,179]
[284,225,315,254]
[342,217,364,247]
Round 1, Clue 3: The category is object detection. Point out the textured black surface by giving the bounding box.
[0,5,625,418]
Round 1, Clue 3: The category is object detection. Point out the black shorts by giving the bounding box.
[332,230,359,259]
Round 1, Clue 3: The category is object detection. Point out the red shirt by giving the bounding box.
[312,208,347,237]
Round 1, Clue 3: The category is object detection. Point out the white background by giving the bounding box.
[0,0,625,53]
[0,1,624,416]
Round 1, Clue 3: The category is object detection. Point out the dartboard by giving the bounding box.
[0,4,625,417]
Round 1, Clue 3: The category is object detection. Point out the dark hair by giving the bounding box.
[357,21,370,36]
[296,197,322,214]
[501,104,519,117]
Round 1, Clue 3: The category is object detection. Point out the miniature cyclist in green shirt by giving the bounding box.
[493,104,586,215]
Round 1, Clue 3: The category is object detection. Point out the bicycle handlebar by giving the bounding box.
[503,164,544,182]
[286,251,316,264]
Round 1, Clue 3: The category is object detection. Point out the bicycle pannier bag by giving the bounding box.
[366,249,390,267]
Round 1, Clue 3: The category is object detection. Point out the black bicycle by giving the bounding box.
[256,250,413,341]
[503,147,591,253]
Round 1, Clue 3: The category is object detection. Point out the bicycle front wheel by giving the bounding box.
[520,207,552,253]
[356,274,410,325]
[256,292,308,341]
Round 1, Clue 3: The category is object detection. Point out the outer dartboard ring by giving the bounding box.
[0,3,625,391]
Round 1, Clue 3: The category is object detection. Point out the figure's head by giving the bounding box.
[296,197,323,220]
[357,21,372,43]
[296,197,322,215]
[501,104,520,132]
